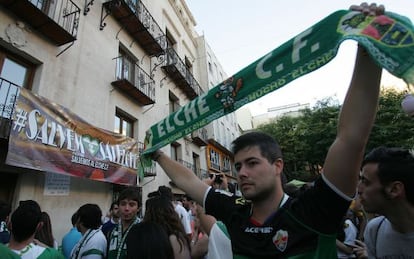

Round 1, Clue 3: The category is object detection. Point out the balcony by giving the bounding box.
[102,0,166,56]
[161,48,204,100]
[177,159,208,179]
[0,78,20,139]
[191,127,208,146]
[112,56,155,105]
[0,0,80,46]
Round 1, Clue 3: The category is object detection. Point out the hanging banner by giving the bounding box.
[141,9,414,161]
[6,88,139,186]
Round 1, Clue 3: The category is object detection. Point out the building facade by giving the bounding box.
[252,102,310,128]
[196,36,240,184]
[0,0,234,242]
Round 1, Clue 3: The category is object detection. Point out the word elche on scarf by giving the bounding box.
[155,28,324,138]
[155,92,210,137]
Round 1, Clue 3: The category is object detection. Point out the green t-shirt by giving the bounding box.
[7,243,64,259]
[37,247,64,259]
[0,243,20,259]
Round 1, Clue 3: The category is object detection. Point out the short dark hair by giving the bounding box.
[362,147,414,205]
[71,211,79,226]
[118,187,141,207]
[11,200,42,242]
[182,194,193,202]
[231,131,283,163]
[0,200,11,221]
[110,201,118,211]
[77,204,102,229]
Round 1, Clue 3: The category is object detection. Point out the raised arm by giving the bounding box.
[323,3,383,197]
[153,150,209,205]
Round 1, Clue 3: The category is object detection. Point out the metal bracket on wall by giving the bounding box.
[84,0,94,15]
[100,1,118,30]
[115,26,124,39]
[140,53,148,65]
[149,55,165,78]
[159,75,168,88]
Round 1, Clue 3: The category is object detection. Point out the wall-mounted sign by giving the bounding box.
[44,172,70,196]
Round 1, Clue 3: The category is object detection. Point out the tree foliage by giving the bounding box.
[256,89,414,182]
[368,89,414,151]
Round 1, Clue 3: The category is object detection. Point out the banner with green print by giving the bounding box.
[139,9,414,175]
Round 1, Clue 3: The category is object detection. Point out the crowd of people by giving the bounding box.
[0,2,413,259]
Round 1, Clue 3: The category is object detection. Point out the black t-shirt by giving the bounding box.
[204,176,351,258]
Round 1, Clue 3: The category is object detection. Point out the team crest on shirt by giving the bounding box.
[272,229,288,252]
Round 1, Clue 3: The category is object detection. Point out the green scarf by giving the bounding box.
[139,10,414,177]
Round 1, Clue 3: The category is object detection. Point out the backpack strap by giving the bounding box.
[374,216,386,256]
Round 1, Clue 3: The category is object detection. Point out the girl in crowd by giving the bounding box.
[34,211,58,249]
[144,195,191,259]
[126,221,174,259]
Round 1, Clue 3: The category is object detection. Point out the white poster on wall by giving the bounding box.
[44,172,70,196]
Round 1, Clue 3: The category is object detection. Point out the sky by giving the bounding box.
[186,1,414,115]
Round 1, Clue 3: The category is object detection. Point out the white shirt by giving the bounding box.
[207,221,232,259]
[174,203,192,235]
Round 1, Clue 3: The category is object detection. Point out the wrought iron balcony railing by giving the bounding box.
[112,56,155,105]
[101,0,166,56]
[191,127,208,146]
[177,158,208,179]
[0,0,80,45]
[161,47,204,100]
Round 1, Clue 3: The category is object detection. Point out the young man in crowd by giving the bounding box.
[150,3,384,258]
[101,202,120,239]
[107,187,141,259]
[70,204,107,259]
[7,200,63,258]
[354,147,414,258]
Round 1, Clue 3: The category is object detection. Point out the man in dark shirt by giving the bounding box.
[151,3,384,258]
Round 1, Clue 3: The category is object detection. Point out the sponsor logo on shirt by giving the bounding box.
[244,226,273,233]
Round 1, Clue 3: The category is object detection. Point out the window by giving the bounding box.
[31,0,59,16]
[209,147,221,171]
[165,29,177,49]
[171,142,180,161]
[223,156,231,173]
[192,152,199,175]
[185,56,192,71]
[169,91,180,114]
[0,49,35,89]
[116,47,137,83]
[114,108,135,138]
